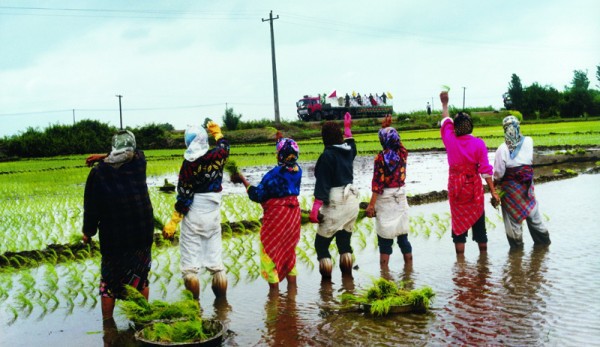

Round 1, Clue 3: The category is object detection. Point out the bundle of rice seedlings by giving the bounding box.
[340,278,435,316]
[119,286,200,326]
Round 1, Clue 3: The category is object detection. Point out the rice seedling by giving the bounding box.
[118,286,201,326]
[339,278,435,316]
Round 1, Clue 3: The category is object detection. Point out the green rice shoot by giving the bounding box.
[340,278,435,316]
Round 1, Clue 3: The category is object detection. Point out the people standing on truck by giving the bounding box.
[364,94,372,106]
[231,134,302,292]
[345,93,350,107]
[310,113,359,280]
[355,93,363,105]
[369,94,378,106]
[365,115,412,268]
[492,116,551,248]
[381,92,387,104]
[439,91,499,255]
[162,122,230,301]
[427,102,432,115]
[82,130,154,320]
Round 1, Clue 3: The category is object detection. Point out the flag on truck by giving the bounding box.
[328,90,337,98]
[387,92,393,99]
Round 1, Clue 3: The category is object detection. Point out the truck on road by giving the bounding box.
[296,94,393,121]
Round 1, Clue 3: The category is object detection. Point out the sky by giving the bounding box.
[1,0,599,137]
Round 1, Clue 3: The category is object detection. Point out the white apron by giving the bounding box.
[180,192,225,275]
[317,185,360,238]
[375,187,410,239]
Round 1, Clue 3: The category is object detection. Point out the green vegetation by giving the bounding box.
[141,319,210,343]
[119,286,201,326]
[340,278,435,316]
[119,286,222,344]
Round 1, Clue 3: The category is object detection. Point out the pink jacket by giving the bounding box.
[440,117,493,177]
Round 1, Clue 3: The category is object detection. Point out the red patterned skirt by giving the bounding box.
[260,196,301,281]
[448,164,484,236]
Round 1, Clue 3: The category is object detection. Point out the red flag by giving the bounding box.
[328,90,337,98]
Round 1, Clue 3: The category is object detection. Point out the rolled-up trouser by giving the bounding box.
[180,192,225,276]
[314,230,353,260]
[502,202,550,247]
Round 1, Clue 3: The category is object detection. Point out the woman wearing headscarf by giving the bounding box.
[493,116,551,248]
[310,112,359,279]
[365,115,412,268]
[231,133,302,292]
[82,130,154,320]
[162,121,230,300]
[440,91,499,255]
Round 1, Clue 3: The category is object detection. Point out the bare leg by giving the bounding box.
[403,253,413,263]
[455,242,465,255]
[184,274,200,300]
[380,253,390,269]
[101,297,116,321]
[286,275,297,289]
[478,242,487,253]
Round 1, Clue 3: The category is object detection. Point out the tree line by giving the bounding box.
[505,66,600,119]
[2,67,599,159]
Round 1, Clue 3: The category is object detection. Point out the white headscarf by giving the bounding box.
[184,125,209,162]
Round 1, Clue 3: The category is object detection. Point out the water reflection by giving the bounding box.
[102,318,136,347]
[262,288,302,346]
[501,246,550,345]
[442,253,506,344]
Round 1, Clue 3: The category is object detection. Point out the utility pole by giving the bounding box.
[116,94,123,129]
[462,87,466,110]
[72,109,75,125]
[262,10,280,124]
[431,97,434,112]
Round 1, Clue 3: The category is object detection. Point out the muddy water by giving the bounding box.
[2,158,600,346]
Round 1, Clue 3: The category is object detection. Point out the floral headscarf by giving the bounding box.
[184,125,209,162]
[503,115,524,159]
[105,130,136,166]
[276,138,300,172]
[454,112,473,136]
[378,127,401,172]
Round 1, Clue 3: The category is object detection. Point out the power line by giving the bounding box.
[0,102,271,117]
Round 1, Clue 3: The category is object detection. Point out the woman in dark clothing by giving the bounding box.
[82,130,154,320]
[310,113,359,279]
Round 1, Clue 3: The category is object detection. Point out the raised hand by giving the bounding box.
[382,114,392,128]
[440,91,449,105]
[207,121,223,141]
[344,112,353,138]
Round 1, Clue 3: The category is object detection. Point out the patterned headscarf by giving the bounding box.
[454,112,473,136]
[378,127,401,172]
[183,125,209,162]
[503,115,524,159]
[276,138,300,172]
[105,130,136,166]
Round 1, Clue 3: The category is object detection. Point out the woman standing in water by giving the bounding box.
[439,91,499,255]
[232,133,302,292]
[365,115,412,268]
[310,112,359,279]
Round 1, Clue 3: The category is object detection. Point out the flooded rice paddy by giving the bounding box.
[1,151,600,346]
